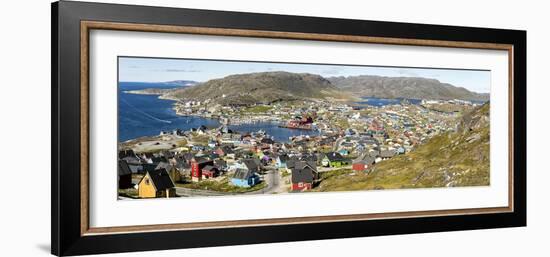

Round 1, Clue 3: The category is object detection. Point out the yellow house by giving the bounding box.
[138,168,176,198]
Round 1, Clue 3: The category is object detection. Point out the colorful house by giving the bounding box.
[291,161,318,191]
[137,168,176,198]
[190,157,214,182]
[201,165,219,179]
[352,156,375,172]
[337,149,349,156]
[321,152,350,167]
[230,168,259,187]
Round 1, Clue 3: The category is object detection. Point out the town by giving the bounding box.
[117,98,481,199]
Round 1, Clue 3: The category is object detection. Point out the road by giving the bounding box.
[175,170,283,197]
[131,166,286,197]
[175,187,229,197]
[333,137,345,151]
[248,168,283,194]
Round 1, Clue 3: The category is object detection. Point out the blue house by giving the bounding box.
[230,169,259,187]
[276,154,290,169]
[192,145,206,151]
[338,149,349,156]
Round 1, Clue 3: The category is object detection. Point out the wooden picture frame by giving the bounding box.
[52,1,526,256]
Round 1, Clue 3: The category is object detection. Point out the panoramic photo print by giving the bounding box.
[117,57,491,199]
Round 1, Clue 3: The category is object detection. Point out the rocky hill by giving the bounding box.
[328,75,489,101]
[315,103,490,191]
[161,71,353,105]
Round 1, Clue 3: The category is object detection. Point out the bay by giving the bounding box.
[118,82,319,142]
[356,97,422,107]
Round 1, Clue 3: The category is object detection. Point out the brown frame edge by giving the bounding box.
[80,20,515,236]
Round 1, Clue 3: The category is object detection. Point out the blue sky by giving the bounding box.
[119,57,491,93]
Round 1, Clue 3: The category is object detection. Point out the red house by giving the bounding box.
[352,162,367,172]
[201,165,218,179]
[290,161,318,191]
[190,157,214,182]
[352,156,375,172]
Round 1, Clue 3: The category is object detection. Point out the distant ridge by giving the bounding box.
[161,71,353,105]
[125,72,489,104]
[328,75,489,101]
[161,80,198,86]
[121,80,198,95]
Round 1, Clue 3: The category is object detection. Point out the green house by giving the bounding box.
[321,152,350,167]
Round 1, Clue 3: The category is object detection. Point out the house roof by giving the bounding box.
[142,163,158,173]
[181,153,194,162]
[202,165,217,172]
[118,160,132,176]
[380,149,397,158]
[128,164,141,173]
[151,156,167,164]
[261,137,275,144]
[359,138,379,145]
[286,159,297,169]
[291,161,317,184]
[193,156,212,164]
[162,150,174,159]
[354,155,375,165]
[145,168,175,191]
[368,149,380,157]
[242,158,260,171]
[118,149,136,159]
[220,145,235,154]
[214,159,227,168]
[299,154,318,162]
[155,162,174,171]
[284,155,300,168]
[278,154,290,162]
[325,152,345,162]
[121,156,141,165]
[233,168,253,180]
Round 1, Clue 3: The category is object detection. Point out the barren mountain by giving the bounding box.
[328,75,489,101]
[162,71,353,105]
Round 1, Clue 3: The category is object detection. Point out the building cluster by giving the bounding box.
[119,99,468,198]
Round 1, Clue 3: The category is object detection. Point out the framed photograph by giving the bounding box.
[52,1,526,256]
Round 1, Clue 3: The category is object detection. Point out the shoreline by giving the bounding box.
[120,90,472,148]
